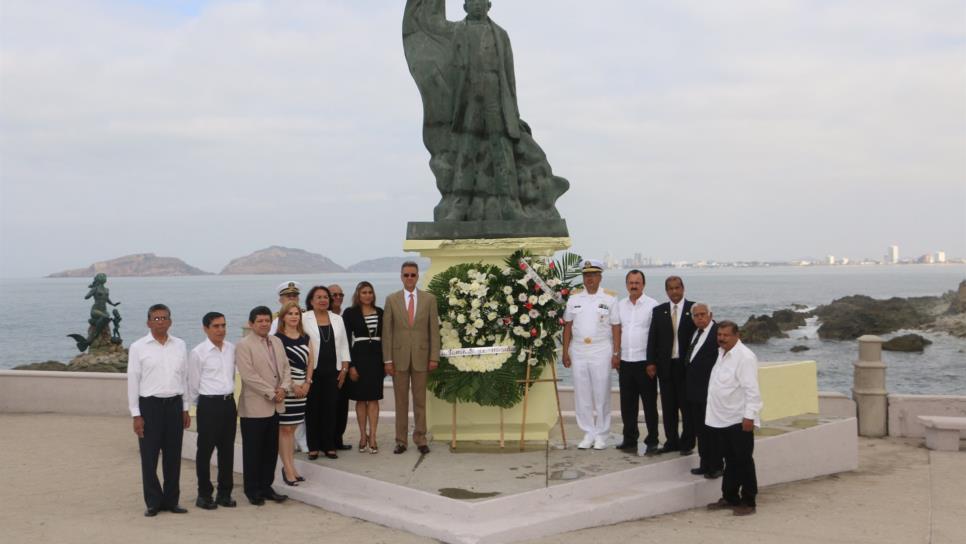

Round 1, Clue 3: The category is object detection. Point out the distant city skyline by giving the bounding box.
[1,1,964,278]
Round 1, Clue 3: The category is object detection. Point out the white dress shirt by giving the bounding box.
[187,338,236,406]
[127,333,189,417]
[617,294,658,361]
[706,340,763,429]
[688,321,715,363]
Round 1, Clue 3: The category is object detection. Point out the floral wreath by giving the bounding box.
[427,250,583,408]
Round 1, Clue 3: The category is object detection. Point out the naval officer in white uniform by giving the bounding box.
[562,259,621,450]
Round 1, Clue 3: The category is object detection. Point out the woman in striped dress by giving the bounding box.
[275,301,314,485]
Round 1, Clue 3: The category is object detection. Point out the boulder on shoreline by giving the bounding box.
[946,280,966,315]
[790,345,810,353]
[740,315,788,343]
[882,334,932,352]
[814,295,934,340]
[13,360,68,371]
[772,309,807,331]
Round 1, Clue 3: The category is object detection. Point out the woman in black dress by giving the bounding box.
[302,285,351,460]
[344,281,385,454]
[275,301,313,484]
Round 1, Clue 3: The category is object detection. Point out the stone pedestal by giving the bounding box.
[852,335,887,437]
[68,325,128,372]
[404,236,572,443]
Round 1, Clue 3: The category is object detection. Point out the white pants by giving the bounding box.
[571,353,612,439]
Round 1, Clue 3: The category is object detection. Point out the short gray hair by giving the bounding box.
[692,302,712,314]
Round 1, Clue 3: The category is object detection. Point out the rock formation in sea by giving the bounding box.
[220,246,345,275]
[347,256,430,273]
[48,253,210,277]
[740,314,789,344]
[882,334,932,352]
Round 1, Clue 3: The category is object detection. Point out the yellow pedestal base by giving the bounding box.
[405,236,572,442]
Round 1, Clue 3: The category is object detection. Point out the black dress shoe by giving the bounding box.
[704,469,724,479]
[247,496,265,506]
[336,444,352,451]
[263,490,288,503]
[654,446,676,455]
[690,467,707,475]
[679,449,694,456]
[324,451,339,459]
[144,507,160,517]
[393,444,407,454]
[195,497,218,510]
[216,496,237,508]
[615,441,637,451]
[166,505,188,514]
[417,445,430,454]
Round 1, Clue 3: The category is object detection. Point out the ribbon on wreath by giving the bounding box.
[519,259,564,304]
[440,346,516,358]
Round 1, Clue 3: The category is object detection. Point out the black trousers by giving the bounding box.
[240,414,279,500]
[715,423,758,507]
[617,361,659,447]
[658,359,692,450]
[306,368,338,452]
[335,385,349,447]
[195,395,237,499]
[137,395,184,510]
[688,400,722,472]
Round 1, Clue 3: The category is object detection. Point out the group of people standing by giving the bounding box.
[126,261,440,515]
[562,260,763,516]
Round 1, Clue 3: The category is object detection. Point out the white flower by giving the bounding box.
[457,314,466,324]
[519,314,531,325]
[547,278,561,287]
[506,295,514,304]
[517,351,527,362]
[448,296,459,306]
[518,293,528,302]
[473,319,484,328]
[471,299,481,309]
[449,277,459,285]
[489,302,500,310]
[517,279,529,288]
[509,305,519,315]
[503,286,513,295]
[548,310,557,317]
[487,312,498,321]
[469,281,481,291]
[540,329,548,339]
[465,326,477,337]
[528,295,538,304]
[456,299,466,307]
[513,326,525,336]
[529,309,539,318]
[535,339,543,347]
[476,338,485,346]
[502,267,513,276]
[538,294,551,306]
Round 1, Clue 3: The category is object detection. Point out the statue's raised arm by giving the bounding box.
[403,0,456,134]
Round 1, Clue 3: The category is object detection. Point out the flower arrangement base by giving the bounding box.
[404,236,572,444]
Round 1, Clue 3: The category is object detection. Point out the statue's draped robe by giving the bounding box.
[403,0,569,222]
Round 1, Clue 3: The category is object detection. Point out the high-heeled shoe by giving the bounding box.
[324,451,338,459]
[358,437,369,453]
[369,437,378,455]
[281,468,299,487]
[307,452,319,460]
[296,475,305,482]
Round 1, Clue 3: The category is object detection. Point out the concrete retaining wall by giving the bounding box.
[0,370,129,416]
[887,394,966,438]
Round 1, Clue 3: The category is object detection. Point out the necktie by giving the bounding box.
[686,329,703,364]
[407,293,415,326]
[671,304,679,357]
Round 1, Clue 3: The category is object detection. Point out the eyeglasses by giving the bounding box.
[331,293,344,298]
[402,273,417,278]
[150,316,170,322]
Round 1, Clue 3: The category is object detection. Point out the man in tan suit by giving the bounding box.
[236,306,292,505]
[383,261,441,454]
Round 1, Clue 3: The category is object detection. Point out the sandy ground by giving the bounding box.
[0,413,963,544]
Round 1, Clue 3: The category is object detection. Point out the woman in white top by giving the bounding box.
[301,285,351,460]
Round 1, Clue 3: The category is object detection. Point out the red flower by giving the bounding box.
[549,262,556,269]
[557,318,564,325]
[525,302,533,310]
[530,328,538,337]
[561,288,570,296]
[519,261,527,270]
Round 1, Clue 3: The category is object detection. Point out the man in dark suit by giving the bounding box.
[383,261,441,455]
[646,276,696,454]
[684,303,723,477]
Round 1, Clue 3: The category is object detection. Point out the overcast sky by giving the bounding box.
[1,0,964,277]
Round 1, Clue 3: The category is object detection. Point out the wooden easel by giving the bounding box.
[518,349,567,451]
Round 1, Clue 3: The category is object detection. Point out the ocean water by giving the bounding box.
[1,265,964,395]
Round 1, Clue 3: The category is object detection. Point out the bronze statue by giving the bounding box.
[68,273,122,352]
[404,0,569,237]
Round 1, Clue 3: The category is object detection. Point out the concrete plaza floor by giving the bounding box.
[1,413,963,543]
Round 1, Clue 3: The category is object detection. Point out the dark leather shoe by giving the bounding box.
[336,444,352,451]
[707,498,737,511]
[393,444,407,455]
[324,451,339,459]
[263,490,288,503]
[166,505,188,514]
[247,496,265,506]
[653,446,676,455]
[615,441,637,451]
[417,445,430,454]
[195,497,217,510]
[733,505,757,516]
[690,467,707,475]
[144,507,160,517]
[704,469,724,479]
[679,449,694,456]
[216,496,237,508]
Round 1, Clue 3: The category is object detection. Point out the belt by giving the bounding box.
[352,337,381,346]
[199,393,234,401]
[141,395,183,403]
